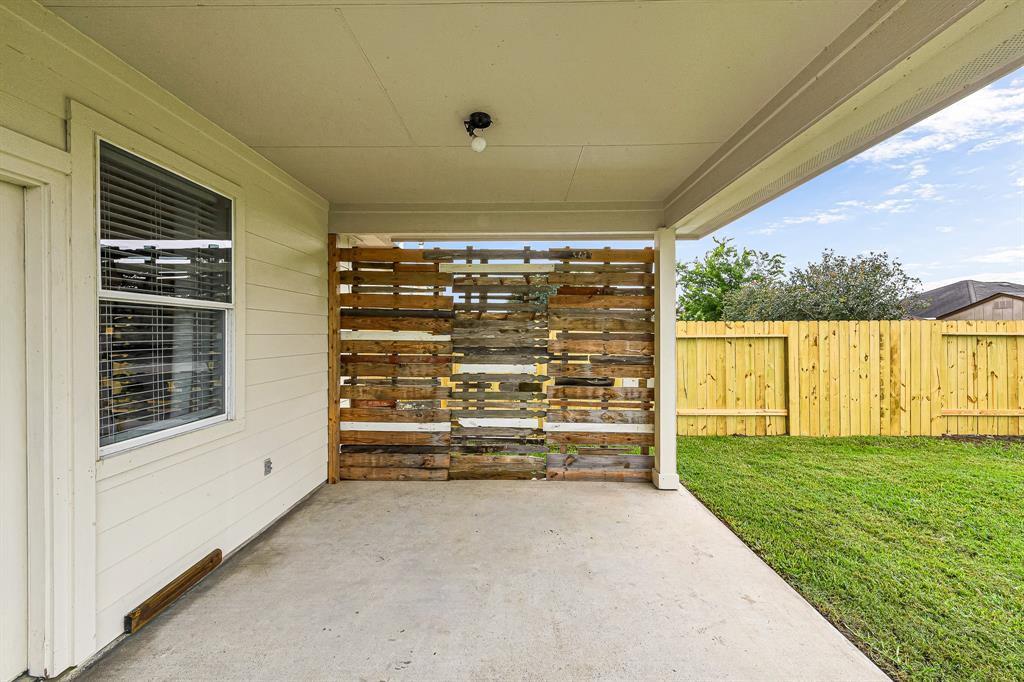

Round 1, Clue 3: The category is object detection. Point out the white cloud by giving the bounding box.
[781,209,850,225]
[1014,177,1024,189]
[970,130,1024,153]
[750,227,777,236]
[885,184,911,195]
[858,82,1024,162]
[909,162,929,178]
[935,226,954,233]
[966,246,1024,264]
[922,271,1024,290]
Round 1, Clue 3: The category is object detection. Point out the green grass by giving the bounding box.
[678,436,1024,681]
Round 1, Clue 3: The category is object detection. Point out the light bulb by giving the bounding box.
[471,135,487,153]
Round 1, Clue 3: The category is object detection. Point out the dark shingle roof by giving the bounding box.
[915,280,1024,318]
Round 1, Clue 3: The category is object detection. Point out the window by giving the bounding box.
[98,141,233,451]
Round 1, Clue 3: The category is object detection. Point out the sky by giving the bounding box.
[424,69,1024,292]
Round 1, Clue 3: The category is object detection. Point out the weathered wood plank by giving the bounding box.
[548,363,654,379]
[338,408,450,422]
[451,373,550,383]
[548,339,654,356]
[546,409,653,424]
[339,316,453,333]
[340,293,454,310]
[339,269,453,287]
[546,454,654,469]
[547,248,654,263]
[547,386,655,401]
[328,240,342,484]
[341,354,450,365]
[451,427,544,438]
[338,466,448,481]
[338,452,450,468]
[549,294,654,309]
[448,455,546,480]
[544,431,654,446]
[547,272,655,286]
[341,362,452,378]
[548,316,654,333]
[339,430,449,446]
[449,391,546,401]
[546,468,650,482]
[338,340,452,355]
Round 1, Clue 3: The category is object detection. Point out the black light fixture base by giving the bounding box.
[465,111,492,136]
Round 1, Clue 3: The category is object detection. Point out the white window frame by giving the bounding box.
[96,138,236,457]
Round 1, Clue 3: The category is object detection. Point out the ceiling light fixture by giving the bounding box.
[464,111,492,153]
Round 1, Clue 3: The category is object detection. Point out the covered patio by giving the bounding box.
[73,481,884,681]
[2,0,1022,679]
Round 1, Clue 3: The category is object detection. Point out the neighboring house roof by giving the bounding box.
[915,280,1024,319]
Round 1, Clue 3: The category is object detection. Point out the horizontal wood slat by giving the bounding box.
[338,431,449,446]
[341,362,452,378]
[338,453,450,468]
[339,408,450,423]
[549,294,654,309]
[338,467,448,481]
[448,455,546,480]
[546,409,654,424]
[340,293,453,310]
[338,270,453,287]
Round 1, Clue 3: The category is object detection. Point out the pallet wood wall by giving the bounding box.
[332,246,454,481]
[545,249,656,481]
[676,320,1024,436]
[329,245,660,482]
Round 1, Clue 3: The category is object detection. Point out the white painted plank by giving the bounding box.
[543,422,654,433]
[342,330,451,342]
[339,422,450,432]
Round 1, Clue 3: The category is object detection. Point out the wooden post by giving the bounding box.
[652,228,680,490]
[327,234,341,484]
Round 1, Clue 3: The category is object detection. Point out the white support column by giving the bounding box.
[652,227,681,490]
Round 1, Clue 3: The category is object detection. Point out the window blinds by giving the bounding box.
[98,142,232,448]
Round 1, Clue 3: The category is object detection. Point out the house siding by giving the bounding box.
[940,295,1024,320]
[1,0,339,660]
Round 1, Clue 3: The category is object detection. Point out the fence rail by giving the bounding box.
[676,320,1024,437]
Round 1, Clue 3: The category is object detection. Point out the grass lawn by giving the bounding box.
[678,436,1023,681]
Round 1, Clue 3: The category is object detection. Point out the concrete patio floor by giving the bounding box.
[74,481,886,681]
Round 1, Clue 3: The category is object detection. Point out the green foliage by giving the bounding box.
[675,238,784,321]
[723,250,927,320]
[679,435,1024,681]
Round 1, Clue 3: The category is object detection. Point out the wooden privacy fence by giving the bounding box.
[676,320,1024,437]
[328,244,659,482]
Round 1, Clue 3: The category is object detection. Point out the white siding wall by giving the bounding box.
[1,1,340,657]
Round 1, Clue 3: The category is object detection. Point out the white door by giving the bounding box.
[0,180,28,682]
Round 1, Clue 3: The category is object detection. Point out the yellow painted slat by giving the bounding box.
[869,320,881,436]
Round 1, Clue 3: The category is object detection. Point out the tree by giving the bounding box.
[675,238,784,321]
[723,250,927,320]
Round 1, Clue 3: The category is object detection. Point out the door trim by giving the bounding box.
[0,126,92,677]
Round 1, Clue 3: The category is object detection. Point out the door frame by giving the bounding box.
[0,126,94,677]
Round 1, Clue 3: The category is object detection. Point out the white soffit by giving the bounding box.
[40,0,1021,238]
[45,0,867,212]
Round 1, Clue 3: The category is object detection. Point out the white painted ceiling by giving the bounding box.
[45,0,872,207]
